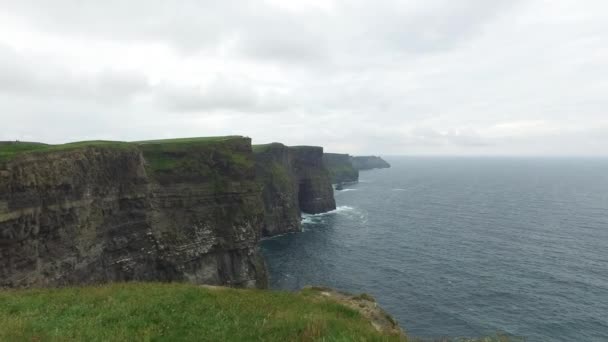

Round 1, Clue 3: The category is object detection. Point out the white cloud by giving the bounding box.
[0,0,607,155]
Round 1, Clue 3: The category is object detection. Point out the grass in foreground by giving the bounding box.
[0,282,405,342]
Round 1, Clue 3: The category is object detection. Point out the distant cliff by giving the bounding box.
[253,143,336,237]
[323,153,359,184]
[351,156,391,170]
[0,137,267,289]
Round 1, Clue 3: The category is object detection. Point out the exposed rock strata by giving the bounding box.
[0,137,267,289]
[351,156,391,170]
[323,153,359,184]
[0,137,340,288]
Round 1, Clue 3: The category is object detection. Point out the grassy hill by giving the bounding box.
[0,283,406,341]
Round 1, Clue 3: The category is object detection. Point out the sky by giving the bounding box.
[0,0,607,155]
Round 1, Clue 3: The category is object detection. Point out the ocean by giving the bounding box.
[261,157,608,341]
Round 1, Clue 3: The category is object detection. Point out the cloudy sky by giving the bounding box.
[1,0,607,155]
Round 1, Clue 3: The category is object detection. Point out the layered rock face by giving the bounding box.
[290,146,336,214]
[351,156,391,170]
[254,144,337,236]
[323,153,359,184]
[253,143,301,237]
[0,137,267,289]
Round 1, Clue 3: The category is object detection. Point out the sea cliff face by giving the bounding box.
[289,146,337,214]
[253,143,301,237]
[351,156,391,170]
[0,137,340,288]
[0,137,267,289]
[323,153,359,184]
[253,143,337,236]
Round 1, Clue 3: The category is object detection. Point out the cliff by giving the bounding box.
[0,139,409,339]
[351,155,391,170]
[253,143,301,237]
[0,137,267,289]
[289,146,337,214]
[0,137,339,288]
[253,143,336,236]
[323,153,359,184]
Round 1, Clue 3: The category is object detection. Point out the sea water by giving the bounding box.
[261,157,608,341]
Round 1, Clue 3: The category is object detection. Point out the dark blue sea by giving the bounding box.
[261,157,608,341]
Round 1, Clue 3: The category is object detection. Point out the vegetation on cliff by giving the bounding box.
[0,137,242,167]
[0,282,406,341]
[351,156,391,170]
[0,141,134,167]
[323,153,359,184]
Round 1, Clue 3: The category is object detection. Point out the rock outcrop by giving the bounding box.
[0,137,267,289]
[323,153,359,184]
[351,156,391,170]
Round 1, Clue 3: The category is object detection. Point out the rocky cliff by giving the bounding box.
[323,153,359,184]
[253,143,301,237]
[253,143,336,236]
[351,156,391,170]
[0,137,267,289]
[289,146,336,215]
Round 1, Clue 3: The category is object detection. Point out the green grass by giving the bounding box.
[136,136,243,145]
[138,136,252,175]
[0,142,49,163]
[0,140,135,165]
[252,143,285,153]
[0,283,406,342]
[0,136,246,168]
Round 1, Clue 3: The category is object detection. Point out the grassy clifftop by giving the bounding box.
[0,141,132,165]
[0,136,247,169]
[0,283,406,341]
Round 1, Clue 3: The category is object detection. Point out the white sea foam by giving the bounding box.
[392,188,407,191]
[337,188,358,192]
[301,206,355,224]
